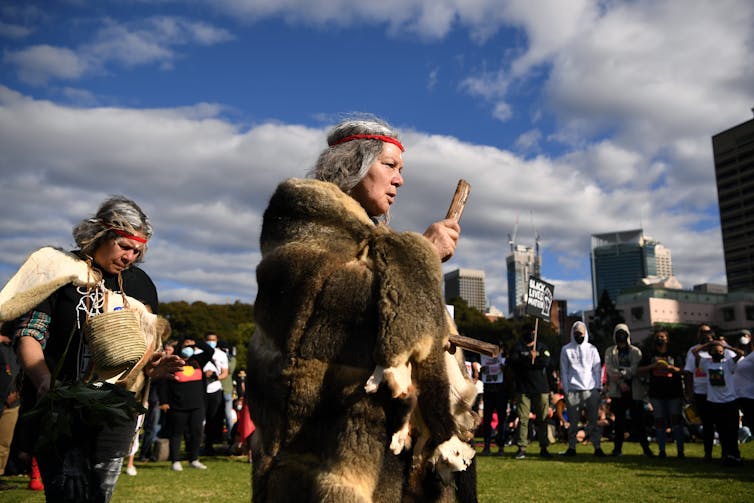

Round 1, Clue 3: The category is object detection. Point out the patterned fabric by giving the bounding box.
[15,310,51,348]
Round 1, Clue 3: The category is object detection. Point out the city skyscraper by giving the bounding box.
[507,244,541,316]
[444,268,487,312]
[590,229,673,307]
[713,114,754,291]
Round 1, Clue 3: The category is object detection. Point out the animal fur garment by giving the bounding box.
[0,247,96,321]
[249,179,476,503]
[0,247,162,399]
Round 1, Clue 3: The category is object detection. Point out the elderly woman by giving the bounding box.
[0,196,182,503]
[249,117,477,503]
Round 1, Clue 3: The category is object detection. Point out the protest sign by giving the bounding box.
[525,276,554,322]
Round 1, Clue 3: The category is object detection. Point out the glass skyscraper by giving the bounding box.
[590,229,672,307]
[444,268,487,312]
[507,244,541,316]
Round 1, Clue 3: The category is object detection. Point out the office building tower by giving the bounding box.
[507,244,541,316]
[590,229,673,307]
[713,115,754,290]
[444,268,486,312]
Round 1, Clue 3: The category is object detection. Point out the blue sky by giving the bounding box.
[1,0,753,314]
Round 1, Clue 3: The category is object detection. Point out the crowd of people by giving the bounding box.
[0,115,751,502]
[467,321,753,467]
[133,333,253,472]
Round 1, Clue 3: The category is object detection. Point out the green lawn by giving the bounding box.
[0,441,751,502]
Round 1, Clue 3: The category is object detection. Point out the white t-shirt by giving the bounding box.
[204,348,229,394]
[465,361,484,395]
[684,345,735,395]
[480,354,505,384]
[734,352,754,400]
[699,357,737,404]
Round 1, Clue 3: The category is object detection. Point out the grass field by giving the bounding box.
[0,441,751,502]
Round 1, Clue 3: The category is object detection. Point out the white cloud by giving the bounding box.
[427,66,439,91]
[515,129,542,152]
[2,0,750,314]
[0,21,32,38]
[0,87,730,312]
[86,17,234,68]
[492,102,513,122]
[4,44,88,85]
[4,15,234,85]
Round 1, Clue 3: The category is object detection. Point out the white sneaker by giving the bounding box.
[171,461,183,471]
[125,465,137,476]
[190,460,207,470]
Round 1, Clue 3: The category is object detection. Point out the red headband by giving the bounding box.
[330,134,405,152]
[110,227,148,244]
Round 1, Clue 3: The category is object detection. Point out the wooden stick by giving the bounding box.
[449,334,500,357]
[531,317,539,364]
[445,179,471,222]
[445,179,492,355]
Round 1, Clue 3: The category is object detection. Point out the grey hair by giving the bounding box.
[72,195,152,262]
[307,116,401,193]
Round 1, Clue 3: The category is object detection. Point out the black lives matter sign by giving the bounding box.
[525,276,554,322]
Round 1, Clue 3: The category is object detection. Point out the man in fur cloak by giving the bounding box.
[248,118,477,503]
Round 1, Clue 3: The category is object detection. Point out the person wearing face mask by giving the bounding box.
[604,324,654,457]
[682,324,735,461]
[559,321,605,457]
[737,330,752,356]
[509,330,554,459]
[638,329,685,459]
[734,347,754,443]
[692,340,744,466]
[201,333,228,456]
[157,336,215,472]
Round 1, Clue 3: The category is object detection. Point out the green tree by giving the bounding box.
[587,290,625,357]
[159,301,255,371]
[448,298,560,360]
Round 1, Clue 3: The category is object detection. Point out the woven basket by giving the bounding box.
[84,309,146,373]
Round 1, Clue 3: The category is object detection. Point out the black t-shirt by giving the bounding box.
[18,255,158,458]
[640,350,683,399]
[158,341,214,410]
[509,340,552,394]
[34,259,158,383]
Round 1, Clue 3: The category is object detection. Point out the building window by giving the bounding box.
[746,305,754,321]
[722,307,735,322]
[631,307,644,320]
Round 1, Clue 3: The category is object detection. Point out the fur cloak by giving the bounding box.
[249,179,476,503]
[0,247,165,400]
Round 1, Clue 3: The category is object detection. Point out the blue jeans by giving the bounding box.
[223,392,235,440]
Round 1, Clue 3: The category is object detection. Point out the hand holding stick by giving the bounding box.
[446,179,471,222]
[440,180,498,356]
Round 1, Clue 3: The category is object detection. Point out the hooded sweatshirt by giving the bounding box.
[560,321,602,393]
[604,324,645,400]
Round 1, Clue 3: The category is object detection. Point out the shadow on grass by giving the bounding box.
[597,453,754,482]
